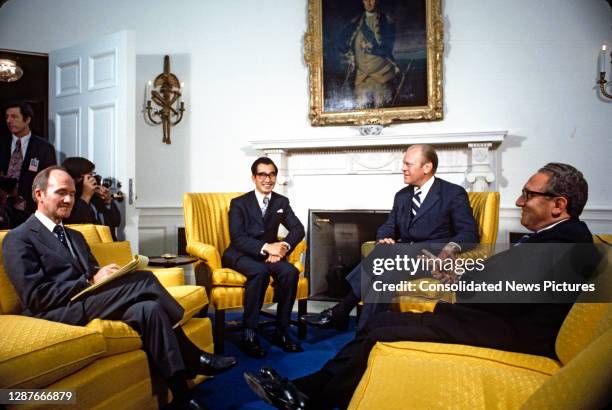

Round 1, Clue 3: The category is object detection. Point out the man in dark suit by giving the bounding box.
[3,166,236,410]
[244,163,598,410]
[1,102,57,227]
[302,144,479,330]
[222,157,306,358]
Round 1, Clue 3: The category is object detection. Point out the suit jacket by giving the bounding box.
[2,215,98,325]
[222,191,305,266]
[447,217,597,358]
[64,196,121,239]
[376,177,479,250]
[0,134,57,216]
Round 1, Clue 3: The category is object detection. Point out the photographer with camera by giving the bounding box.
[61,157,121,239]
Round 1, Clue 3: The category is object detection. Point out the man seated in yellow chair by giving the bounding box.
[222,157,305,358]
[244,163,599,410]
[2,166,237,410]
[302,144,479,330]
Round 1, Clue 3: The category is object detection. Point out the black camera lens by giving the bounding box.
[93,175,102,185]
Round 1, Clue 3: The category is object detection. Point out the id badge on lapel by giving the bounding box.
[29,158,40,172]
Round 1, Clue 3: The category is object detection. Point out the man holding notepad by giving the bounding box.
[2,166,235,410]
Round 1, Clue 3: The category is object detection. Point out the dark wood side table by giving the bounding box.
[147,255,198,268]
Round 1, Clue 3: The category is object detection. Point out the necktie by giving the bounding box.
[6,138,23,179]
[411,189,421,217]
[53,224,69,248]
[261,196,269,216]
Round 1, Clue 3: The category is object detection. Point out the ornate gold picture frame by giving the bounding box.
[304,0,443,126]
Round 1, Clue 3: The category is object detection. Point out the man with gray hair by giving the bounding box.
[302,144,479,330]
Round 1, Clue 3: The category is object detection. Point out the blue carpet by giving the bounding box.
[194,312,355,410]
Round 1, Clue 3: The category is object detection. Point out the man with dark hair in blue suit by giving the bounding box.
[222,157,306,358]
[302,144,479,330]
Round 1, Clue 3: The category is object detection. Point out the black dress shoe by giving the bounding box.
[167,393,210,410]
[272,330,303,353]
[244,367,307,410]
[300,307,349,331]
[196,351,237,376]
[242,329,267,358]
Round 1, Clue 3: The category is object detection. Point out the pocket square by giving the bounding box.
[276,208,284,213]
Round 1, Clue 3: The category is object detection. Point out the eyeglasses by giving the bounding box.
[520,188,559,202]
[256,172,277,180]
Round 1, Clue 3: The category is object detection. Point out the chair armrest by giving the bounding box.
[149,267,185,287]
[361,241,376,258]
[186,241,222,271]
[286,239,307,272]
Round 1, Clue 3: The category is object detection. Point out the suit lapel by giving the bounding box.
[20,136,36,175]
[247,191,264,220]
[411,178,441,225]
[65,229,91,272]
[263,192,278,223]
[29,217,85,274]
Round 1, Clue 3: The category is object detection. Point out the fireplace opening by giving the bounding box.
[306,209,390,301]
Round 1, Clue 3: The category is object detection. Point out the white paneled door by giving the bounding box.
[49,31,138,247]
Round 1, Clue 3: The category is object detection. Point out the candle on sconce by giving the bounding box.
[178,82,185,105]
[146,81,152,101]
[601,45,607,74]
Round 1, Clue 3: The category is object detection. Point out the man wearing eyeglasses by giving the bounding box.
[244,163,600,410]
[222,157,306,358]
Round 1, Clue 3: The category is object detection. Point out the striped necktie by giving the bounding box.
[261,196,269,216]
[6,138,23,179]
[411,188,421,217]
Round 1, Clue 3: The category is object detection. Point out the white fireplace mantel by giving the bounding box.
[250,130,506,151]
[250,131,507,193]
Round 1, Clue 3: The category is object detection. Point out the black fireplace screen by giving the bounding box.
[307,210,390,301]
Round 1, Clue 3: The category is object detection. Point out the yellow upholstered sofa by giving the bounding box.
[183,192,309,353]
[0,224,213,409]
[350,302,612,409]
[349,240,612,409]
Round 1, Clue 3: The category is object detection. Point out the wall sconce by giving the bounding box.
[597,44,612,100]
[145,55,185,144]
[0,58,23,82]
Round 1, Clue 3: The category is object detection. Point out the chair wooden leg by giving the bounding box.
[297,299,307,339]
[214,308,225,354]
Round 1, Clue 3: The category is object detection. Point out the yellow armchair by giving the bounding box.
[183,193,309,353]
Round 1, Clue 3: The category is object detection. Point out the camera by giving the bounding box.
[93,175,112,188]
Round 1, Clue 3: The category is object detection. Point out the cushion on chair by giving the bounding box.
[166,285,208,323]
[349,341,560,410]
[520,328,612,410]
[0,315,106,389]
[85,319,142,357]
[555,303,612,365]
[150,267,185,287]
[66,224,113,245]
[45,349,154,410]
[88,241,134,266]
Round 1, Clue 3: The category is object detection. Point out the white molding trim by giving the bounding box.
[250,130,507,151]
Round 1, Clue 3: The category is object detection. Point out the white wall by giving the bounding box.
[1,0,611,251]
